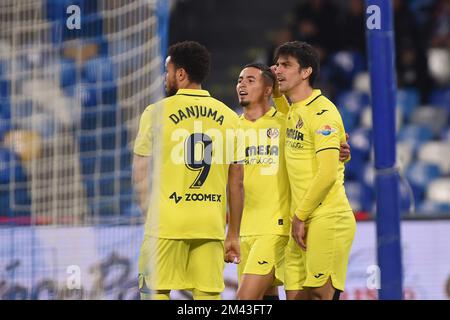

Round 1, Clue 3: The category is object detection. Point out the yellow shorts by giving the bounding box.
[284,211,356,292]
[138,237,225,293]
[238,234,289,287]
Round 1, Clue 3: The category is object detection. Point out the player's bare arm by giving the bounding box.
[132,154,151,221]
[225,163,244,264]
[340,133,351,162]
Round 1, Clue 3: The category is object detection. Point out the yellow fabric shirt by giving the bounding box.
[239,107,291,236]
[134,89,243,239]
[284,90,352,221]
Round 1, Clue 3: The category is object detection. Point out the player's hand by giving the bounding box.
[291,215,307,251]
[224,235,241,264]
[270,65,282,98]
[339,133,350,162]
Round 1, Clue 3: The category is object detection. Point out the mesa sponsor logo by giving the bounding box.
[245,145,279,157]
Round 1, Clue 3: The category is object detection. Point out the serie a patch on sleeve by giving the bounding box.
[316,125,337,136]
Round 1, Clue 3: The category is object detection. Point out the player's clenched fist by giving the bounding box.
[224,236,241,264]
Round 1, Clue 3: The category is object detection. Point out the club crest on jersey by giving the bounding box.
[316,125,337,136]
[296,119,303,129]
[266,128,279,139]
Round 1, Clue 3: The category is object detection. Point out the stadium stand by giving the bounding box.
[0,0,163,223]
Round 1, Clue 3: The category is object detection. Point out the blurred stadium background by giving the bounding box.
[0,0,449,299]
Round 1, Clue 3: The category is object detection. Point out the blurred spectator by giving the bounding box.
[394,0,433,102]
[339,0,366,54]
[266,28,293,66]
[426,0,450,86]
[429,0,450,48]
[291,0,339,61]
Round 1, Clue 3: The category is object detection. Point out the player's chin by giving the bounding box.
[278,82,288,93]
[239,99,250,107]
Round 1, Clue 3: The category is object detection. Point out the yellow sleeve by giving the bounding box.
[272,95,290,115]
[294,109,343,221]
[295,148,339,221]
[311,107,343,153]
[133,106,153,156]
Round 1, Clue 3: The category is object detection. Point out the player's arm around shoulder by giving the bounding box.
[270,65,290,115]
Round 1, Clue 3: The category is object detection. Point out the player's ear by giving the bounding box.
[177,67,187,82]
[264,86,273,98]
[301,67,312,82]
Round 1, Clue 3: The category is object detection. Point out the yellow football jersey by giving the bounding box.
[239,107,290,236]
[134,89,243,240]
[285,90,352,220]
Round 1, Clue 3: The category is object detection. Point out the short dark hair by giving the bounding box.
[168,41,211,84]
[274,41,320,86]
[243,63,276,88]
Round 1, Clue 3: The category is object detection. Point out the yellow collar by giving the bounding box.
[176,89,210,97]
[293,89,322,107]
[240,106,277,121]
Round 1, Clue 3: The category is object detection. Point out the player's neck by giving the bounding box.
[180,82,202,90]
[243,102,271,122]
[288,83,313,104]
